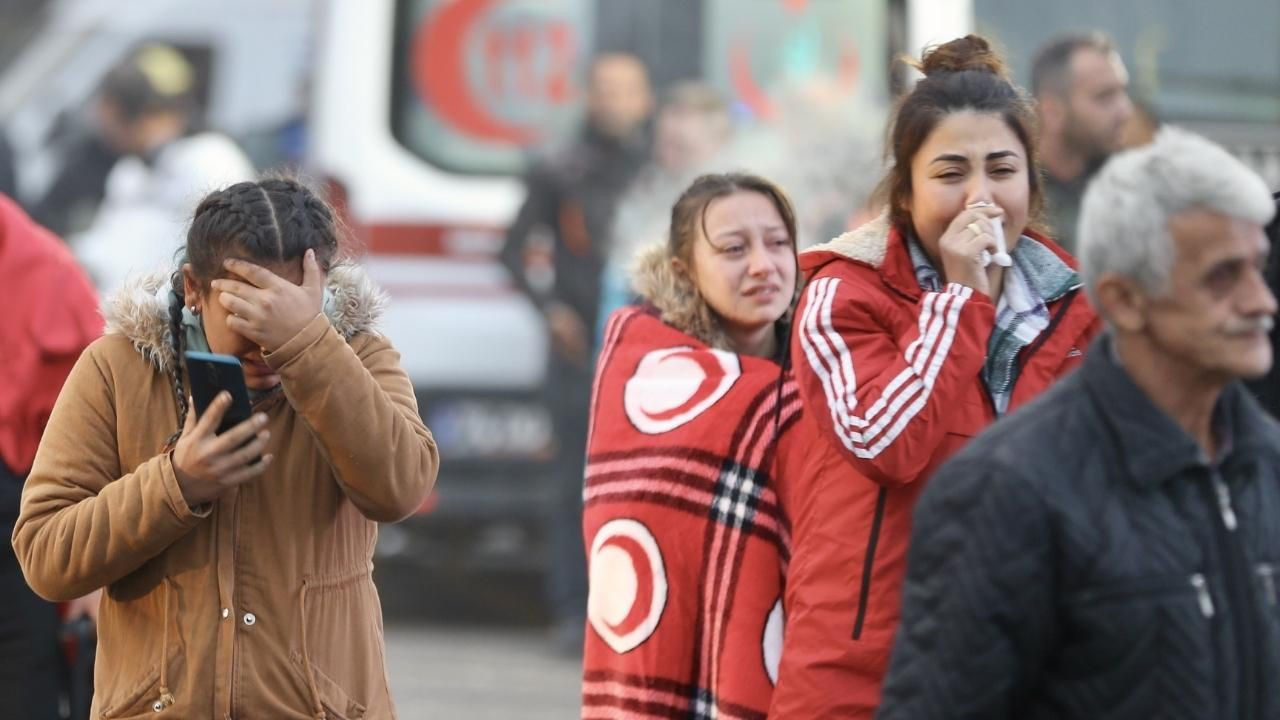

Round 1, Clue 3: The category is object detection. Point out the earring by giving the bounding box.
[189,305,199,315]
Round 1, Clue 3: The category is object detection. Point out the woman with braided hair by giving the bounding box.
[14,177,439,718]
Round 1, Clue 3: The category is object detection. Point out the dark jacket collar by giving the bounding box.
[1083,333,1278,487]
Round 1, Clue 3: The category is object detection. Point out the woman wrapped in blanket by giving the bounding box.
[773,35,1101,718]
[13,177,439,719]
[581,172,810,719]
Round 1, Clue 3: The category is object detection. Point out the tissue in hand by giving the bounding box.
[980,216,1013,268]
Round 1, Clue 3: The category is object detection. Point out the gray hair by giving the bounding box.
[1078,126,1276,308]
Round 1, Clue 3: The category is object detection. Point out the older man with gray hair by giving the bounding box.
[876,127,1280,720]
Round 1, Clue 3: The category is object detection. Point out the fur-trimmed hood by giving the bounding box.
[102,262,388,373]
[799,210,1079,285]
[628,241,802,352]
[630,242,732,350]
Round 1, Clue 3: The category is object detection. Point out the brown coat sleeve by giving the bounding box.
[266,314,440,522]
[12,341,208,601]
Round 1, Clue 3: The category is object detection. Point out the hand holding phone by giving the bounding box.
[186,351,254,434]
[172,352,274,507]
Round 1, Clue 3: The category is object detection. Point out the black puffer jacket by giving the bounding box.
[878,334,1280,720]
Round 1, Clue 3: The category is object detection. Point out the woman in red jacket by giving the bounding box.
[772,35,1100,718]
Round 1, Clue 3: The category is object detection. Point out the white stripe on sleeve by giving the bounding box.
[798,278,971,459]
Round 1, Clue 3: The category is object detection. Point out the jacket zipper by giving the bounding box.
[1201,469,1261,718]
[1258,563,1278,607]
[1070,573,1214,613]
[1001,289,1078,406]
[1190,573,1216,618]
[852,487,888,639]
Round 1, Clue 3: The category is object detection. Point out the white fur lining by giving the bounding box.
[801,211,891,268]
[102,262,388,373]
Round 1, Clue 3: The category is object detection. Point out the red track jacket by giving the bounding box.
[771,215,1099,718]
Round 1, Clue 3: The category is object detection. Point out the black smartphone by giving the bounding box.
[184,351,253,435]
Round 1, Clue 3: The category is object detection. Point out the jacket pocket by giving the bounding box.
[1256,562,1278,608]
[943,397,988,439]
[1061,572,1215,683]
[295,565,384,718]
[851,487,888,640]
[1255,563,1280,643]
[290,651,367,719]
[98,646,183,719]
[1069,572,1215,614]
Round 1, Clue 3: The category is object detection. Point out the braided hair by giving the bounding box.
[162,178,343,448]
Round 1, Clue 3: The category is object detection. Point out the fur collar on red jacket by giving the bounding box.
[800,211,1080,300]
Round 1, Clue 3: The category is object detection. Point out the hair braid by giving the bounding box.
[163,269,189,449]
[182,176,344,293]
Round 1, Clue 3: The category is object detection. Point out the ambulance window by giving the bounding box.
[390,0,594,176]
[698,0,890,125]
[390,0,892,177]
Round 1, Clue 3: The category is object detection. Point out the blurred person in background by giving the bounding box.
[1031,31,1134,254]
[0,193,101,720]
[582,172,805,717]
[777,35,1099,717]
[878,127,1280,720]
[0,132,17,199]
[14,178,438,718]
[726,73,884,247]
[27,121,122,238]
[498,52,654,653]
[71,43,254,296]
[596,81,734,342]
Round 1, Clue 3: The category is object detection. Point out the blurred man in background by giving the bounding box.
[0,193,101,720]
[1032,32,1134,254]
[71,43,254,295]
[498,52,654,653]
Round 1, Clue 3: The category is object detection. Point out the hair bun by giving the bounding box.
[915,34,1010,81]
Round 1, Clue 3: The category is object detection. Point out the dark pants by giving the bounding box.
[543,358,592,626]
[1,460,64,720]
[0,536,62,720]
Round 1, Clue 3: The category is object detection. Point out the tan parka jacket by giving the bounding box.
[13,265,439,719]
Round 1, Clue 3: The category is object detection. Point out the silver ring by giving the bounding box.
[966,201,992,209]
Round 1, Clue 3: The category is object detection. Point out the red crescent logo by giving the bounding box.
[599,534,654,636]
[730,39,777,121]
[640,350,727,422]
[763,598,785,685]
[412,0,539,145]
[588,518,667,654]
[624,347,742,434]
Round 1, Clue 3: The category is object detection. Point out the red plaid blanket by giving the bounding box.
[581,307,802,719]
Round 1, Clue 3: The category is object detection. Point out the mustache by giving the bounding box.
[1223,315,1275,334]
